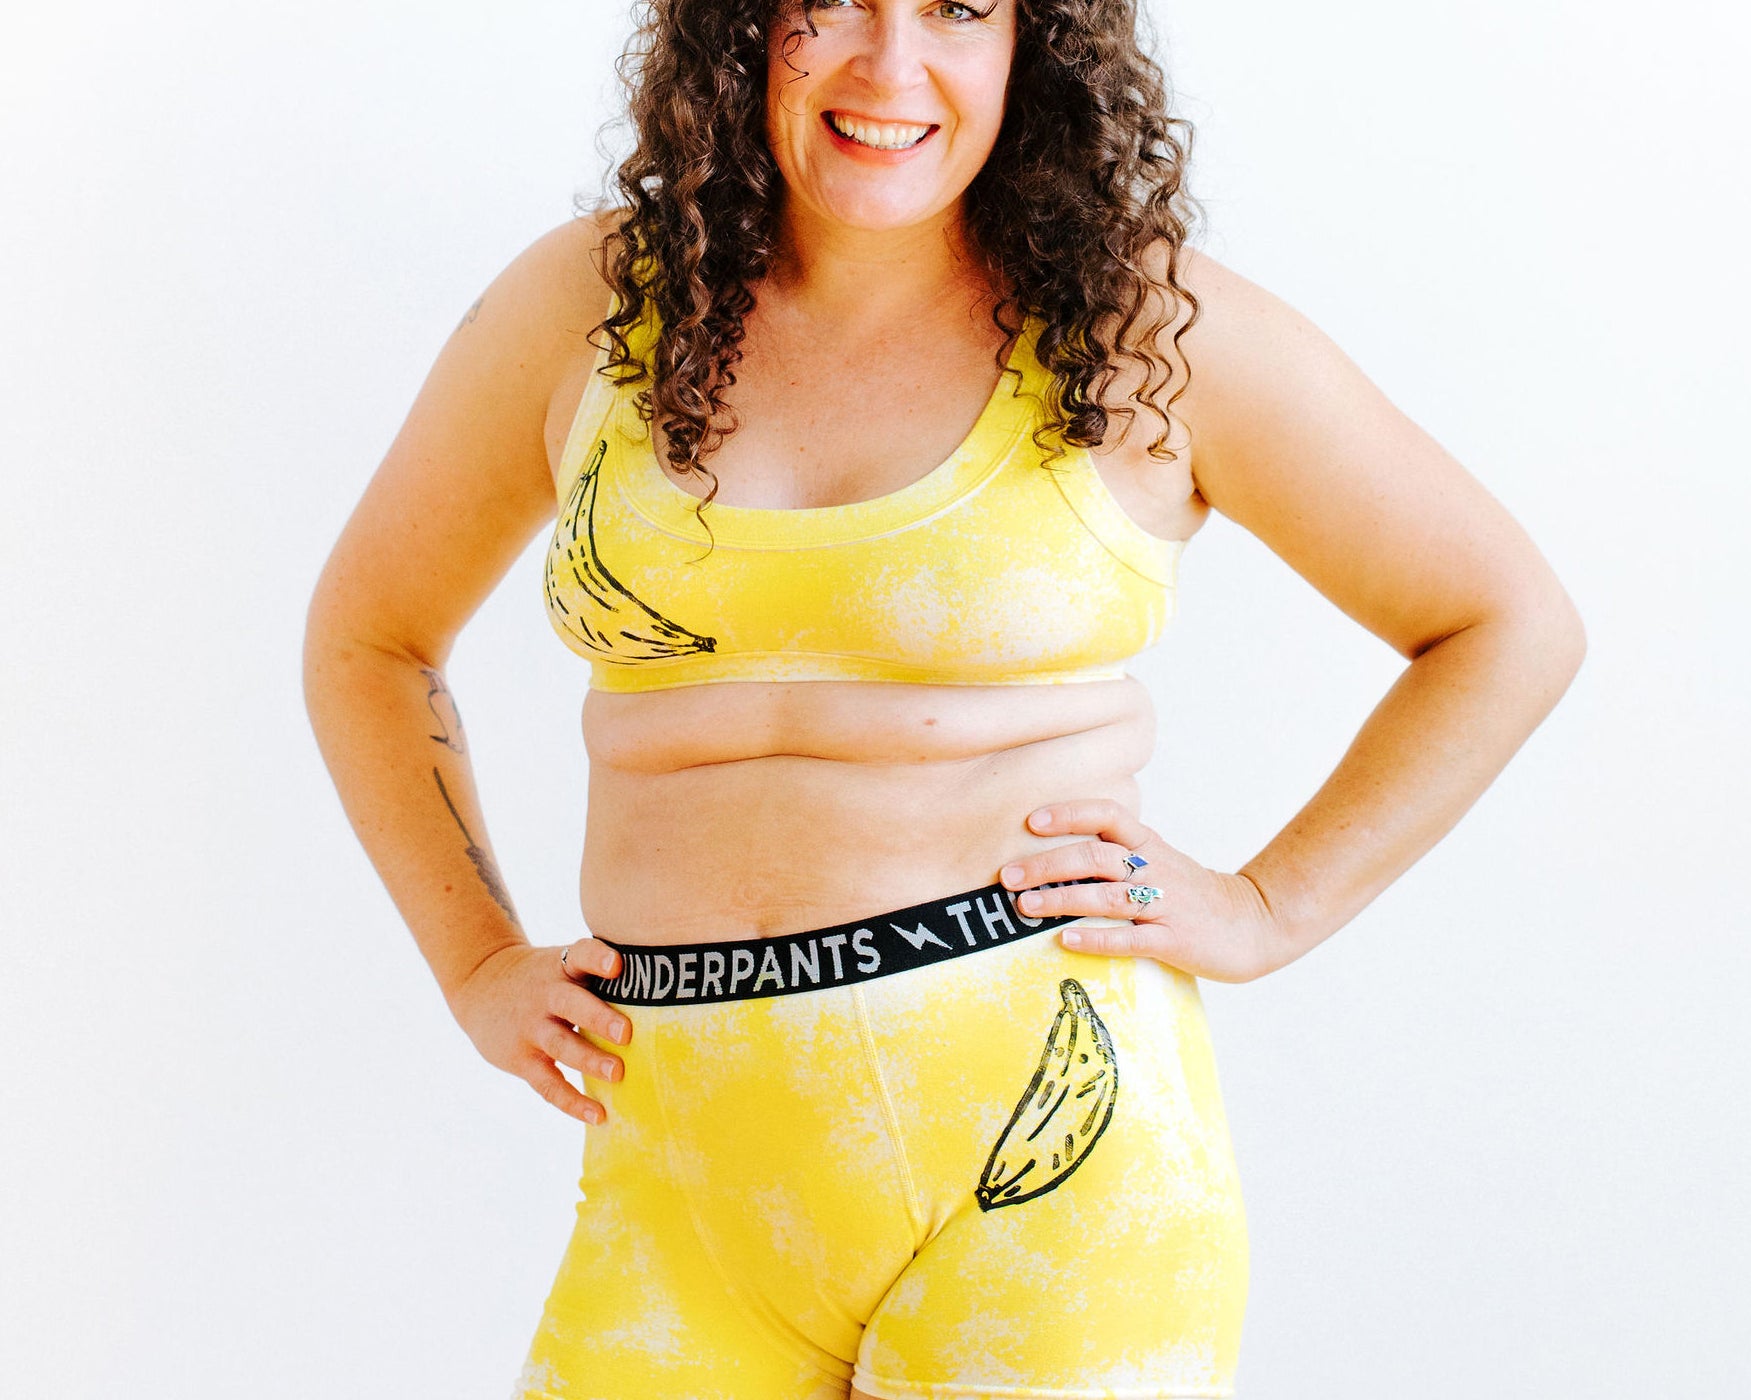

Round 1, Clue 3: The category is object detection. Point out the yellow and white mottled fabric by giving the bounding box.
[542,297,1180,691]
[512,920,1248,1399]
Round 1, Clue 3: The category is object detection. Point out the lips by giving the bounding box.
[822,111,945,152]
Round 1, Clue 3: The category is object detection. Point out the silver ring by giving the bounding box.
[1121,851,1149,875]
[559,946,572,973]
[1125,884,1163,906]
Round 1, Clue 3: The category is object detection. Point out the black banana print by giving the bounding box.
[545,437,717,662]
[976,978,1119,1211]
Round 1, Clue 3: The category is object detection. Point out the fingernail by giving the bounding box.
[614,1020,631,1044]
[1060,930,1082,948]
[1020,891,1042,913]
[1029,808,1052,830]
[1000,865,1024,887]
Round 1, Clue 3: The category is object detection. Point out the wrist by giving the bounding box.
[1230,868,1294,981]
[438,934,530,1011]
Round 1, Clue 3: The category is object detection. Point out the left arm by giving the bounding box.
[1005,251,1586,980]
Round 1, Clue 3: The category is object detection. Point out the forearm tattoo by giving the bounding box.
[421,668,466,753]
[454,294,484,333]
[432,767,520,926]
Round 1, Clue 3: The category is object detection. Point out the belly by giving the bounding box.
[577,677,1156,944]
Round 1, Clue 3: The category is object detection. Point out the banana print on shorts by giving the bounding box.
[976,977,1118,1211]
[545,437,718,662]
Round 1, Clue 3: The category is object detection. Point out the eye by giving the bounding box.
[804,0,990,16]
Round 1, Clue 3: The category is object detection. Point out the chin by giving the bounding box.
[812,186,959,232]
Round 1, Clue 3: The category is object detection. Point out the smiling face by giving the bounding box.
[765,0,1018,237]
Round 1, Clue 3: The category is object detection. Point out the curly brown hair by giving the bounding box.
[582,0,1204,519]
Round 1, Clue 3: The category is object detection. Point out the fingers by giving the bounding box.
[554,937,632,1046]
[1004,797,1171,921]
[538,1019,625,1088]
[560,936,623,984]
[539,953,632,1125]
[523,1057,607,1126]
[1001,837,1135,894]
[548,979,632,1048]
[1027,798,1153,850]
[543,940,633,1125]
[1057,920,1166,958]
[1005,876,1155,922]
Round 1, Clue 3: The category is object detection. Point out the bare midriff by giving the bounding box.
[577,676,1155,945]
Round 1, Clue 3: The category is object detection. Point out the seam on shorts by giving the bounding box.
[851,1372,1233,1400]
[851,983,928,1246]
[644,1021,855,1388]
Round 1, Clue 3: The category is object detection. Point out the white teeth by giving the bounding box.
[827,112,931,150]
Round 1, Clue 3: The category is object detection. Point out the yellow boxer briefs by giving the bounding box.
[511,899,1248,1399]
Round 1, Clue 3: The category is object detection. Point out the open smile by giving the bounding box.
[823,111,940,153]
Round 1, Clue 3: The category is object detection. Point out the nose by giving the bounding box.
[849,11,927,96]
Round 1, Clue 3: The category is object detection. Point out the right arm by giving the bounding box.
[302,213,630,1124]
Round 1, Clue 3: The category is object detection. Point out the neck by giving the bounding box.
[763,195,1001,332]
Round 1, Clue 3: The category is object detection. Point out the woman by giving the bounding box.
[305,1,1584,1396]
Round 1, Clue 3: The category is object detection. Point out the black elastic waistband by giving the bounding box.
[586,878,1101,1006]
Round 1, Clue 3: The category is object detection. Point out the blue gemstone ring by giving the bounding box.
[1121,851,1149,874]
[1125,884,1163,906]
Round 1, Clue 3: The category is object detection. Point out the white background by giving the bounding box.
[3,1,1746,1396]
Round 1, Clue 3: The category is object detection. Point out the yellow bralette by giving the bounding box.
[543,300,1180,692]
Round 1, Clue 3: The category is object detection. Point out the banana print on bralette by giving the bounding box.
[976,978,1119,1211]
[545,437,717,662]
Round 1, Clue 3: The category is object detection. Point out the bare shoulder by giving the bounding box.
[409,209,619,474]
[1075,240,1244,542]
[473,210,616,410]
[1158,245,1374,488]
[305,210,621,660]
[503,207,617,331]
[404,209,621,506]
[518,209,623,478]
[1112,240,1306,470]
[1054,240,1373,547]
[1142,242,1573,658]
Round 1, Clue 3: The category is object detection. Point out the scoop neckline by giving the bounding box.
[618,313,1044,548]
